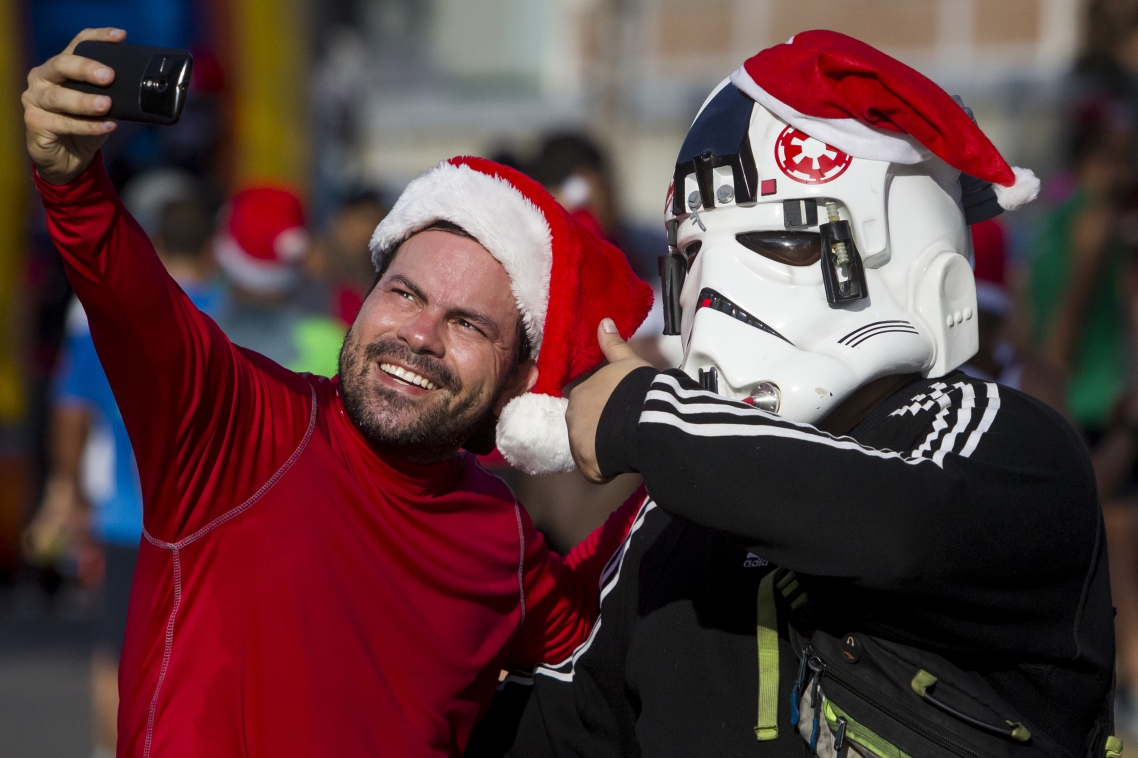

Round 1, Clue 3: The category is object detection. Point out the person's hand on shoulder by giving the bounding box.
[566,319,651,483]
[23,27,124,185]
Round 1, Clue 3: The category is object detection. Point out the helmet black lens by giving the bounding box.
[736,231,822,267]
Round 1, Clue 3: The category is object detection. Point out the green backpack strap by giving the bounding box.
[755,569,781,740]
[755,567,810,741]
[1105,735,1123,758]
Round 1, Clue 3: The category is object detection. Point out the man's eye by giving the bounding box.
[736,231,821,266]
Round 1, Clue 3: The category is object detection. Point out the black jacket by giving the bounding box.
[468,369,1113,757]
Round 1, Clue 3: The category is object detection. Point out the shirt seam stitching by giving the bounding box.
[513,499,527,629]
[137,384,317,756]
[142,547,181,758]
[142,384,318,550]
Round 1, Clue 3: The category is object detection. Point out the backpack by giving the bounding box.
[753,569,1121,758]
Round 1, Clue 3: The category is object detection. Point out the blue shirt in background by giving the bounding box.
[52,281,225,547]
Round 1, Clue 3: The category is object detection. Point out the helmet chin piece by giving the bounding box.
[681,308,858,422]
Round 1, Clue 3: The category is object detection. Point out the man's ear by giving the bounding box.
[494,360,538,416]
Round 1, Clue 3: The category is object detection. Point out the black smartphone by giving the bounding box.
[63,41,192,125]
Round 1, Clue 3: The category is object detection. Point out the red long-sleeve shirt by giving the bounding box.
[37,157,639,758]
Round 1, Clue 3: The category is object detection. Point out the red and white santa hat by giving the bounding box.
[730,30,1039,210]
[215,186,309,293]
[369,156,654,475]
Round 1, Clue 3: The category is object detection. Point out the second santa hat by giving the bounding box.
[216,186,308,293]
[369,156,653,475]
[730,30,1039,210]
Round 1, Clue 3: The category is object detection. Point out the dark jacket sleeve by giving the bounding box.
[595,368,1100,608]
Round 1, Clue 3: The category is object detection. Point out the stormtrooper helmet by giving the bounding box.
[659,31,1039,424]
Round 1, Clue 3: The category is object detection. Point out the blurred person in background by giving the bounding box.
[529,133,661,283]
[1028,101,1138,727]
[214,185,345,377]
[302,189,388,325]
[24,181,223,758]
[1029,103,1134,433]
[963,218,1066,411]
[530,134,619,246]
[527,132,678,368]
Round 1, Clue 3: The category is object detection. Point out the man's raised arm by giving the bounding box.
[24,29,313,543]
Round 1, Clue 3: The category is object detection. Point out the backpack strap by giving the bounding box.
[755,569,781,740]
[756,567,810,741]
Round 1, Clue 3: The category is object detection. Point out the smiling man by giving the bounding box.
[23,28,652,758]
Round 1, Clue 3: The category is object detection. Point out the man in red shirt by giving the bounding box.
[23,28,653,757]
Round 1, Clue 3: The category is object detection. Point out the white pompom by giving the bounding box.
[993,166,1040,211]
[495,393,576,476]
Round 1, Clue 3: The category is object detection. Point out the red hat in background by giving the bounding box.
[731,30,1039,210]
[370,156,654,475]
[970,219,1012,317]
[216,186,308,293]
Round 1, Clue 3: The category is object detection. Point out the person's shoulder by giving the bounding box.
[956,372,1085,451]
[875,372,1089,469]
[959,374,1093,485]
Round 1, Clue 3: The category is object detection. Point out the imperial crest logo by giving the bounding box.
[775,126,852,184]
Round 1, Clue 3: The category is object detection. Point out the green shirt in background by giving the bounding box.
[289,316,349,377]
[218,301,347,380]
[1029,190,1128,429]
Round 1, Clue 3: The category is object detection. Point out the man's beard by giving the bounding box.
[338,330,503,463]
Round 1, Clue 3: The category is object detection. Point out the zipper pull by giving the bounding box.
[833,716,848,758]
[808,658,824,753]
[807,656,825,690]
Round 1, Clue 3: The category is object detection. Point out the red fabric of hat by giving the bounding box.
[216,186,307,293]
[730,30,1039,210]
[228,186,306,264]
[370,156,653,474]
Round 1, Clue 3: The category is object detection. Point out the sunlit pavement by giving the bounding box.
[0,581,93,758]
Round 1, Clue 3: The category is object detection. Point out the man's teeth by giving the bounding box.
[379,363,438,390]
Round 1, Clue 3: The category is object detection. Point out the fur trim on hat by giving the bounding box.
[369,162,554,357]
[495,393,575,475]
[992,167,1040,211]
[215,233,299,294]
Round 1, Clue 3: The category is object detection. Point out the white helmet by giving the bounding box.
[658,31,1039,423]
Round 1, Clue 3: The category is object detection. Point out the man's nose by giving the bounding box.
[395,308,446,356]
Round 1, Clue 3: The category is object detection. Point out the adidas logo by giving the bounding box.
[744,552,769,568]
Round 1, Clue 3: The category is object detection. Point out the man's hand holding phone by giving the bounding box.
[23,27,124,185]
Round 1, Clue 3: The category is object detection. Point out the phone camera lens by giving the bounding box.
[156,78,168,92]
